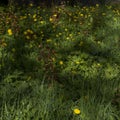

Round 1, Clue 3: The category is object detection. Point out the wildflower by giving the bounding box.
[59,33,62,36]
[59,61,63,65]
[80,14,84,17]
[102,13,106,16]
[46,39,52,43]
[7,29,13,36]
[75,61,80,64]
[29,3,33,7]
[40,21,45,24]
[97,63,101,67]
[34,18,37,22]
[66,37,69,40]
[53,14,57,17]
[26,36,30,39]
[65,28,68,31]
[96,4,99,7]
[33,14,36,18]
[24,31,27,35]
[49,17,53,22]
[52,57,55,62]
[97,41,101,44]
[73,108,81,115]
[27,29,33,34]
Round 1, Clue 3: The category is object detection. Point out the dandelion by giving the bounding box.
[29,3,33,7]
[75,61,80,64]
[33,14,36,18]
[97,63,101,67]
[65,28,68,31]
[73,108,81,115]
[7,29,13,36]
[26,36,30,40]
[102,13,106,16]
[96,4,99,7]
[52,57,55,62]
[80,14,84,17]
[49,17,53,22]
[24,31,27,35]
[59,61,63,65]
[53,14,57,17]
[34,18,37,22]
[46,39,52,43]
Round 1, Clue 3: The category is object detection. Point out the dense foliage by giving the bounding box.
[0,3,120,120]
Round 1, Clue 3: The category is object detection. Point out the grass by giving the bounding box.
[0,2,120,120]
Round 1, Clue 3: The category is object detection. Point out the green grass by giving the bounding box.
[0,3,120,120]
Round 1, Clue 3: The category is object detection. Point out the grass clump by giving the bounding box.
[0,2,120,120]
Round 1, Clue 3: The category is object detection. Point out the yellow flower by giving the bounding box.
[26,36,30,39]
[74,108,81,115]
[102,13,106,16]
[49,17,53,22]
[75,61,80,64]
[96,4,99,7]
[7,29,13,36]
[59,61,63,65]
[29,3,33,7]
[53,14,57,17]
[65,28,68,31]
[46,39,52,43]
[52,57,55,62]
[24,31,27,35]
[33,14,36,18]
[80,14,84,17]
[97,63,101,67]
[34,18,37,22]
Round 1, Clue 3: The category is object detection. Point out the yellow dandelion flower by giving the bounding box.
[24,31,27,35]
[74,108,81,115]
[59,33,62,36]
[29,3,33,7]
[97,63,101,67]
[102,13,106,16]
[46,39,52,43]
[26,36,30,39]
[96,4,99,7]
[52,57,55,62]
[33,14,36,18]
[66,37,69,40]
[27,29,31,32]
[40,21,45,24]
[80,14,84,17]
[59,61,63,65]
[65,28,68,31]
[34,18,37,22]
[49,17,53,22]
[53,14,57,17]
[75,61,80,64]
[7,29,13,36]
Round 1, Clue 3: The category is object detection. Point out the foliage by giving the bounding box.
[0,2,120,120]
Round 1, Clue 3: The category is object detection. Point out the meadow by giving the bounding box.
[0,2,120,120]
